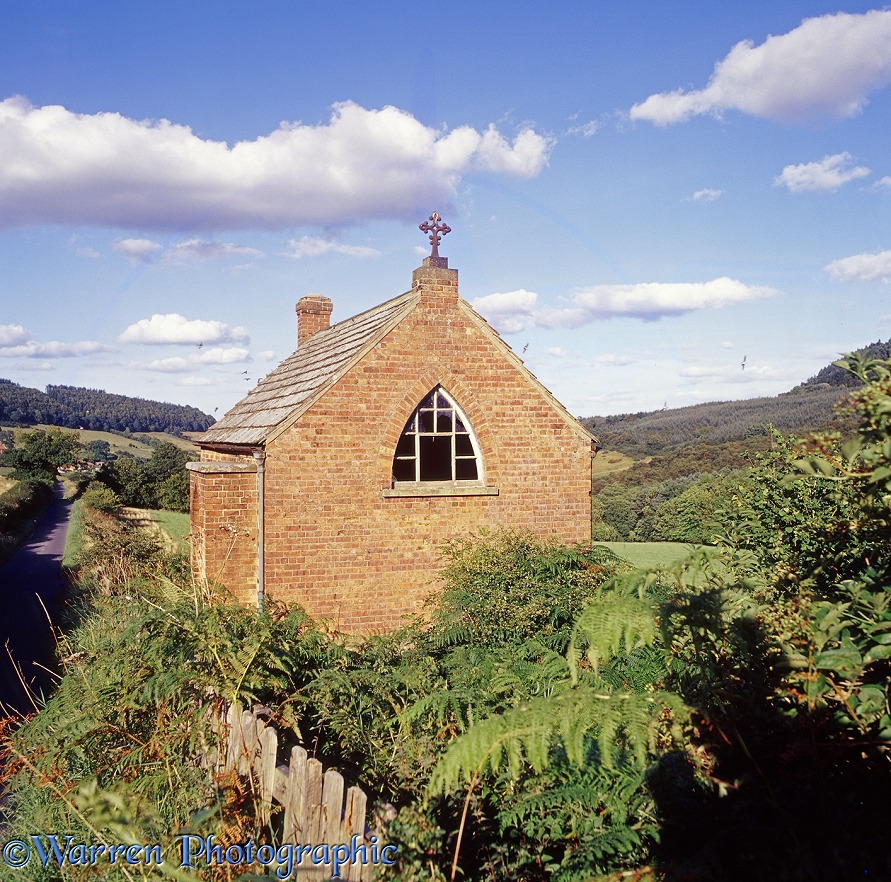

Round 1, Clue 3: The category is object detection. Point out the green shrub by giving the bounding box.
[429,532,627,650]
[0,479,53,564]
[80,480,122,514]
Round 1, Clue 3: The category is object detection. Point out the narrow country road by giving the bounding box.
[0,481,72,716]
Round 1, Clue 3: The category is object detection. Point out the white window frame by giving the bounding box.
[392,386,483,483]
[384,386,498,497]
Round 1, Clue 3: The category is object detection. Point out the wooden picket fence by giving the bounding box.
[209,700,374,880]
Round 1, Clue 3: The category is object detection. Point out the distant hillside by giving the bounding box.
[582,385,849,458]
[581,344,882,459]
[0,380,213,435]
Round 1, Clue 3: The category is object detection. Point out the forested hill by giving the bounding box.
[582,341,888,457]
[582,385,848,457]
[0,379,214,434]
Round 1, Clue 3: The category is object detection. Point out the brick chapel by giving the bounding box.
[188,215,597,632]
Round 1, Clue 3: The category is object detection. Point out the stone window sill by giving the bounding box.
[382,482,499,498]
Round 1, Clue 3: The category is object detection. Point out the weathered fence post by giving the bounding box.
[206,702,377,879]
[283,744,309,844]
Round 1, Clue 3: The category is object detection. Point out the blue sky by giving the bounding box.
[1,2,889,419]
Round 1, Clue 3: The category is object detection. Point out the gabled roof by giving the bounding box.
[198,290,419,447]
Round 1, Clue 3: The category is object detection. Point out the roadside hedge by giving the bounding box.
[0,479,53,564]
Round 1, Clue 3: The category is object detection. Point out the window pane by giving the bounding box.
[436,390,451,409]
[455,416,466,432]
[393,457,415,482]
[455,458,478,480]
[395,433,414,456]
[455,434,474,456]
[419,436,452,480]
[436,411,452,433]
[421,391,437,409]
[418,409,435,432]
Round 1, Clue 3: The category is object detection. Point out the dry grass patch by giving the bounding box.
[591,449,642,479]
[120,507,189,554]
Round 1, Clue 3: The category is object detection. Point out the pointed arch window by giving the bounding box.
[392,386,481,484]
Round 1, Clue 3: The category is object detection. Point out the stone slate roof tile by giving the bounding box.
[198,290,418,447]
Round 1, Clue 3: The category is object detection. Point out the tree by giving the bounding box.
[98,442,193,510]
[85,439,112,462]
[0,428,81,485]
[104,457,151,507]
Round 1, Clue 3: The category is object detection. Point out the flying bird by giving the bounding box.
[522,342,529,354]
[197,342,203,348]
[741,355,747,371]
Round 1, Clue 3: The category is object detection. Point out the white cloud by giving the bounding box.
[473,278,776,332]
[163,239,263,265]
[141,346,251,373]
[0,97,552,230]
[287,236,381,259]
[824,249,891,283]
[546,346,568,358]
[720,340,734,349]
[774,153,870,192]
[875,176,891,191]
[77,246,101,259]
[565,120,599,138]
[196,346,251,365]
[0,324,30,346]
[0,339,114,358]
[114,237,262,265]
[142,356,191,373]
[690,188,724,203]
[114,238,164,264]
[569,279,777,320]
[256,350,275,361]
[119,313,250,346]
[630,10,891,125]
[177,375,214,386]
[471,289,539,334]
[473,126,551,177]
[0,323,115,358]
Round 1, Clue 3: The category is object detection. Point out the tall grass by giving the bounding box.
[594,540,704,569]
[62,497,85,568]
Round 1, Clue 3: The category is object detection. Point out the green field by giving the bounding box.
[594,541,704,569]
[142,432,200,451]
[64,505,190,566]
[1,424,197,460]
[121,507,190,553]
[148,509,190,548]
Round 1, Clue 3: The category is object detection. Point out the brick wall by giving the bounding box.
[188,453,258,602]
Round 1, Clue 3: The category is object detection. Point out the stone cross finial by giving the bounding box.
[419,212,451,260]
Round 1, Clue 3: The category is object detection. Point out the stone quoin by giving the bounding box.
[188,215,598,633]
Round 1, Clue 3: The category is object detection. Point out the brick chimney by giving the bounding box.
[296,295,333,347]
